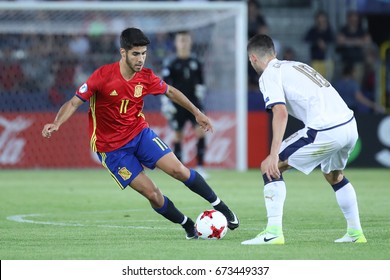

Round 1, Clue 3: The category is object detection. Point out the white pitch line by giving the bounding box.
[7,211,260,231]
[6,213,179,230]
[7,214,83,227]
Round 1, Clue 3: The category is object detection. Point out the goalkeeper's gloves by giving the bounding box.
[195,84,206,101]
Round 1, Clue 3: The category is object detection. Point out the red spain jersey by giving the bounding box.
[75,62,168,152]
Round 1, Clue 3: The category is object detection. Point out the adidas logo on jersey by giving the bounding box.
[110,90,118,96]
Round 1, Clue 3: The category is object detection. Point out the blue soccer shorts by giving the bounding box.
[96,128,172,189]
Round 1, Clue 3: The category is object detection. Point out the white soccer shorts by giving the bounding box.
[279,118,358,175]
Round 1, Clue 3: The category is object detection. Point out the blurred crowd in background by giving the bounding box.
[0,0,389,114]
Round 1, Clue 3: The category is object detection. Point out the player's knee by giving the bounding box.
[278,160,290,172]
[323,171,344,185]
[168,163,189,181]
[260,159,288,174]
[145,188,164,207]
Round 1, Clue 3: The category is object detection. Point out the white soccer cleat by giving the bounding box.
[335,230,367,243]
[241,228,285,245]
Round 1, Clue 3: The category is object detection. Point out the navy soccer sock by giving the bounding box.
[153,195,185,224]
[331,177,350,192]
[183,169,217,203]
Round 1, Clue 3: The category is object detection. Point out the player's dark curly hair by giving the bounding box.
[120,27,150,51]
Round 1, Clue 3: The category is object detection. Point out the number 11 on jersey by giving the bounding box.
[120,99,130,114]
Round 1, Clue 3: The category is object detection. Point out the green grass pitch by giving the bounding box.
[0,168,389,260]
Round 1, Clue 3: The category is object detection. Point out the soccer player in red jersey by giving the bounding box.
[41,27,239,239]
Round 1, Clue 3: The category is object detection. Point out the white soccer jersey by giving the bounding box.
[259,58,354,130]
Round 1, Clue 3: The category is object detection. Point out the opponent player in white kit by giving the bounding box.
[242,34,367,245]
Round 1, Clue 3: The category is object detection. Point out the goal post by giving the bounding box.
[0,1,248,171]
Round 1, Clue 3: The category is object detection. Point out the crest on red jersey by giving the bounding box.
[134,84,143,98]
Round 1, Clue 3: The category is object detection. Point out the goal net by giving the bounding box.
[0,1,247,170]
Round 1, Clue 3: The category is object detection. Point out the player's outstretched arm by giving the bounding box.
[165,85,213,132]
[42,95,84,138]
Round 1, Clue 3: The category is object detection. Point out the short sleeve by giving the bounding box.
[259,70,286,110]
[75,70,100,101]
[148,71,168,95]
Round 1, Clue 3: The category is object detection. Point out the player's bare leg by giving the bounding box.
[129,171,197,239]
[156,153,239,230]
